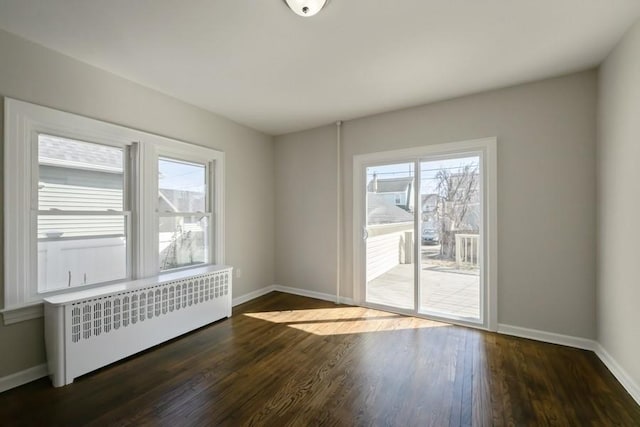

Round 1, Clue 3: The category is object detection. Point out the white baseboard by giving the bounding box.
[232,285,276,307]
[0,364,48,394]
[498,324,640,406]
[232,284,354,308]
[338,296,356,305]
[594,343,640,406]
[272,284,354,305]
[497,324,596,351]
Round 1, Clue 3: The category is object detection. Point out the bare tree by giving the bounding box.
[434,164,479,259]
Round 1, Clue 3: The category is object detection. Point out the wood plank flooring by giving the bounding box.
[1,292,639,426]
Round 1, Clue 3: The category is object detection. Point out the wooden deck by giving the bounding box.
[0,292,638,426]
[368,263,480,319]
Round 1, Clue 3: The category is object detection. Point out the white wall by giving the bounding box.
[0,29,275,378]
[597,19,640,389]
[275,126,338,295]
[275,71,597,339]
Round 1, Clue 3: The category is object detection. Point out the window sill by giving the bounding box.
[44,264,231,306]
[1,304,44,325]
[2,265,232,325]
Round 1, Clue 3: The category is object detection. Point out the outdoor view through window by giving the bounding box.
[365,156,481,320]
[36,138,213,292]
[158,157,209,271]
[37,135,127,292]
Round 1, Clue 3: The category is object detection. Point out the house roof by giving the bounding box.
[39,134,123,173]
[368,177,413,193]
[158,188,204,213]
[367,193,413,224]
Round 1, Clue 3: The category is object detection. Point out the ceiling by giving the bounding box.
[0,1,639,136]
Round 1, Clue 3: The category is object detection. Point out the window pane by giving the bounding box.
[37,215,127,292]
[158,157,206,213]
[366,163,415,226]
[159,215,209,271]
[365,163,415,310]
[419,156,481,320]
[38,134,124,211]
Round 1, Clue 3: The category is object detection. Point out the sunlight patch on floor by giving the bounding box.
[243,306,449,336]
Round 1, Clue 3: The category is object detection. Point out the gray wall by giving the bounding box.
[0,29,275,377]
[597,20,640,387]
[275,71,597,339]
[275,126,338,295]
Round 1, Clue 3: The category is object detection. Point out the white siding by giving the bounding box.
[38,183,124,238]
[39,182,122,211]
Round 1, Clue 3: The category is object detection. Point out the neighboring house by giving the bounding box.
[37,135,127,290]
[366,193,414,281]
[421,193,439,228]
[421,193,438,214]
[444,171,481,232]
[37,135,205,288]
[157,187,206,271]
[158,188,205,213]
[367,193,414,225]
[367,174,414,212]
[39,135,124,239]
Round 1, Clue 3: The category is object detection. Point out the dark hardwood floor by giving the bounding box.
[1,292,639,426]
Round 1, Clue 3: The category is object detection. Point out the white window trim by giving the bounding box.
[352,137,498,331]
[2,98,225,320]
[34,134,133,291]
[154,145,220,274]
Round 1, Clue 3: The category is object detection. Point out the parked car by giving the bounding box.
[422,227,440,245]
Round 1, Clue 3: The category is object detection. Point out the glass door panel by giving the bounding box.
[365,162,415,310]
[418,156,481,321]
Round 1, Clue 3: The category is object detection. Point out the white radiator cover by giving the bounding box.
[44,265,232,387]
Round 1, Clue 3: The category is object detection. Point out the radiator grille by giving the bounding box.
[69,270,230,343]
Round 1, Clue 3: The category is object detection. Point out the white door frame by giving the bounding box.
[352,137,498,331]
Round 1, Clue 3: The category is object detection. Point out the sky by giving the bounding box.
[158,157,206,193]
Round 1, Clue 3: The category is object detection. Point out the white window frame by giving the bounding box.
[155,147,218,273]
[35,133,133,292]
[352,137,498,331]
[2,98,225,321]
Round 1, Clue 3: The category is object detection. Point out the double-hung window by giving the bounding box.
[36,135,131,292]
[158,157,211,271]
[3,98,225,317]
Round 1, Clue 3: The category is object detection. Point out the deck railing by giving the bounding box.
[455,233,480,268]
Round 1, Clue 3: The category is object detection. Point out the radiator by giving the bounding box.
[44,265,232,387]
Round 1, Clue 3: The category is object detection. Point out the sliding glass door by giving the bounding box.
[365,162,415,310]
[357,140,495,328]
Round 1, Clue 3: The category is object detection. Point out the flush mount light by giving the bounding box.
[284,0,328,17]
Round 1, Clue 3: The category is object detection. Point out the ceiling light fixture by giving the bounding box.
[284,0,327,17]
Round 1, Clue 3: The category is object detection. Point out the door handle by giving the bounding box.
[362,227,369,240]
